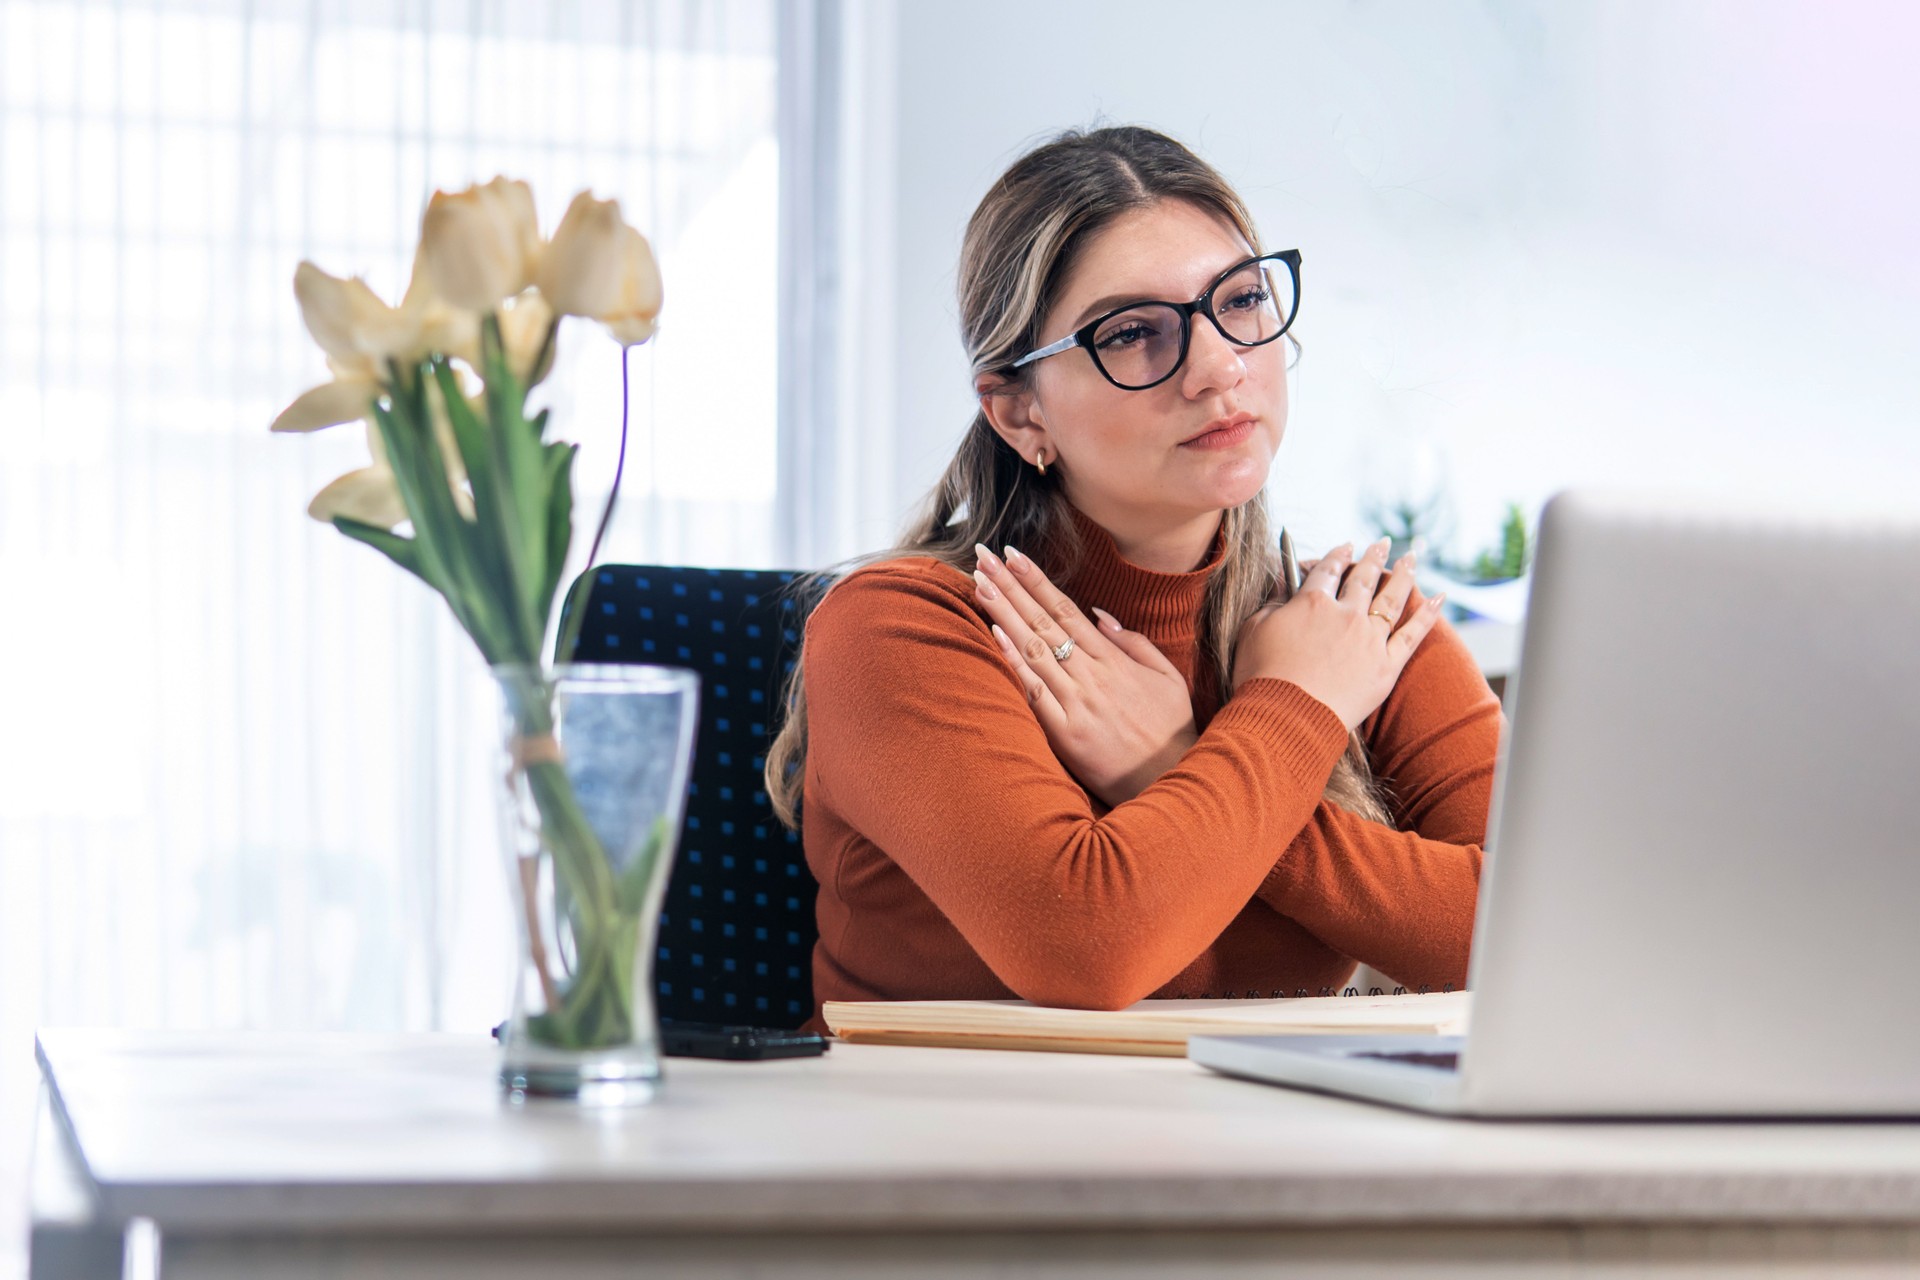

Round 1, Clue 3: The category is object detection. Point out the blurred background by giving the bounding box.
[2,1,1917,1269]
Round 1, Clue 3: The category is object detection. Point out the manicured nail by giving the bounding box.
[1091,606,1122,633]
[991,622,1014,652]
[1372,537,1392,557]
[1003,544,1030,574]
[973,569,1000,601]
[1396,554,1416,572]
[974,542,1002,570]
[1430,593,1447,610]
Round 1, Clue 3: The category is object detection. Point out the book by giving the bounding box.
[822,990,1470,1057]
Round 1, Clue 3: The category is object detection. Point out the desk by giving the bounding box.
[31,1029,1920,1278]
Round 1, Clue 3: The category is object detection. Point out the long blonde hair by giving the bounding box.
[765,125,1391,829]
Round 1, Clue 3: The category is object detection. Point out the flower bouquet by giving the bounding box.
[272,179,699,1102]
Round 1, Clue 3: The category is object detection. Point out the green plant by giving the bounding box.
[1467,503,1533,582]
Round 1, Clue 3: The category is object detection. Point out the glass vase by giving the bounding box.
[491,662,699,1105]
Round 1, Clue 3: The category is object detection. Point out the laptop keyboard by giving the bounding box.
[1352,1049,1460,1071]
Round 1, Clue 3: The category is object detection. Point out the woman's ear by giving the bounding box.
[974,371,1051,470]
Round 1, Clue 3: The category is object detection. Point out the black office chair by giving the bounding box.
[562,564,819,1028]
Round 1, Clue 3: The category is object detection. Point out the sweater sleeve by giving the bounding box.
[1253,608,1504,991]
[802,561,1352,1010]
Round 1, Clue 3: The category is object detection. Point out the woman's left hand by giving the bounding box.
[972,543,1197,808]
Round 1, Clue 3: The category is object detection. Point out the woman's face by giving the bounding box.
[995,199,1288,529]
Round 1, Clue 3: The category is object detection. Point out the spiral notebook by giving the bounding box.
[822,989,1469,1057]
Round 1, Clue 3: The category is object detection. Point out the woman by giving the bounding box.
[764,126,1501,1021]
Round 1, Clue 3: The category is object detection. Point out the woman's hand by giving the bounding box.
[972,543,1197,808]
[1232,538,1446,729]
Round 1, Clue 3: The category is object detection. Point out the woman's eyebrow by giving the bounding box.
[1065,291,1153,330]
[1062,258,1251,331]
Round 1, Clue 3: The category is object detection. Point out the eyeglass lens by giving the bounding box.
[1089,257,1298,389]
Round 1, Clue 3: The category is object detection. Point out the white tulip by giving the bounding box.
[497,291,557,386]
[305,396,476,529]
[308,463,408,530]
[420,177,542,312]
[270,374,378,434]
[293,263,393,372]
[599,224,663,347]
[293,256,462,377]
[537,192,628,319]
[533,191,662,347]
[400,238,481,366]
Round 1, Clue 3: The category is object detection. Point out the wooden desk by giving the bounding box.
[30,1029,1920,1278]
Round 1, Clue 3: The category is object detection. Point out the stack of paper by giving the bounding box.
[823,990,1470,1057]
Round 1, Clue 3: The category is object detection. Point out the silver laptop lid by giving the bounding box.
[1461,489,1920,1114]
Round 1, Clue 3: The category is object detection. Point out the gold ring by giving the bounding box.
[1367,609,1395,626]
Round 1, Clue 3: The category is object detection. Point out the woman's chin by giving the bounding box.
[1196,455,1274,510]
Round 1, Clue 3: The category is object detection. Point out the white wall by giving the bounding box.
[868,0,1920,562]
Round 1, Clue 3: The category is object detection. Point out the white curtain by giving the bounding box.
[0,0,781,1262]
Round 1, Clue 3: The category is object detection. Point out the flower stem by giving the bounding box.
[555,344,632,667]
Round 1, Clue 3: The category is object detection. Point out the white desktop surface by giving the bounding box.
[31,1028,1920,1278]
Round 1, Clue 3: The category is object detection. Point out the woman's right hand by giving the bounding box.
[1230,538,1447,729]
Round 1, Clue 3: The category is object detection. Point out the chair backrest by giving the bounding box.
[563,564,818,1027]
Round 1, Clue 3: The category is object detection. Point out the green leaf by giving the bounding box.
[377,364,514,663]
[433,357,542,662]
[539,443,576,644]
[331,516,433,588]
[479,316,552,646]
[616,817,674,916]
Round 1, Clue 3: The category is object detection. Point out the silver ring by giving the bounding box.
[1051,636,1076,662]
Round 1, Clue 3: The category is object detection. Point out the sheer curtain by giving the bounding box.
[0,0,781,1264]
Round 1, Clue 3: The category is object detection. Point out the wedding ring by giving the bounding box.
[1051,636,1076,662]
[1367,609,1396,627]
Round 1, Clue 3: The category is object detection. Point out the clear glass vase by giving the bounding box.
[491,662,699,1105]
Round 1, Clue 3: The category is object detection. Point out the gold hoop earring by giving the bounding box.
[1035,448,1048,477]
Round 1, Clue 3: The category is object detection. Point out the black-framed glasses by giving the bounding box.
[1009,249,1301,391]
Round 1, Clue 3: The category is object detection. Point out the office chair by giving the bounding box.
[562,564,818,1028]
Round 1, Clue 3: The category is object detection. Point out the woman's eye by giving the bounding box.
[1222,285,1271,313]
[1095,322,1155,350]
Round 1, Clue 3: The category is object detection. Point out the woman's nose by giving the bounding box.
[1179,313,1247,399]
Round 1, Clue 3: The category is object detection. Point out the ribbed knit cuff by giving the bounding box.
[1208,678,1351,792]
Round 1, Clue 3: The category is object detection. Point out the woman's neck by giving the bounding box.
[1071,499,1224,574]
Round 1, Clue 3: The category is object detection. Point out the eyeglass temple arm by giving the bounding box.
[1010,332,1082,370]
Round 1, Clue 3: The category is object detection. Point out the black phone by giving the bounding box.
[660,1021,829,1060]
[488,1020,828,1061]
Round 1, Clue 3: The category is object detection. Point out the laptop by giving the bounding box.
[1190,488,1920,1117]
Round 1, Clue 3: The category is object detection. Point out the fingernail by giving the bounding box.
[1373,537,1391,556]
[1396,554,1415,571]
[1430,593,1447,610]
[973,569,1000,601]
[973,542,1002,570]
[1003,544,1030,574]
[990,622,1013,651]
[1091,606,1122,632]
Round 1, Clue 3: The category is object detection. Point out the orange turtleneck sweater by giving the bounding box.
[799,506,1503,1024]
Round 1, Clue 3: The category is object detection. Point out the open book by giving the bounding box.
[822,990,1470,1057]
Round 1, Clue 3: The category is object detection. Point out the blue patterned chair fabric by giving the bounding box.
[563,565,818,1028]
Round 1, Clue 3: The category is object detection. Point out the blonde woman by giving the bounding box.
[766,126,1501,1022]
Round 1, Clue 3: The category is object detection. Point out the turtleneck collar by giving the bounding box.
[1050,502,1226,647]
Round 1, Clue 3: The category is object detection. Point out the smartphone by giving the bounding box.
[488,1020,828,1061]
[660,1021,829,1060]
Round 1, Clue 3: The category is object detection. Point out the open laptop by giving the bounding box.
[1190,488,1920,1117]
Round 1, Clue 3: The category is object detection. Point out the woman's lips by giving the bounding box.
[1179,418,1256,450]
